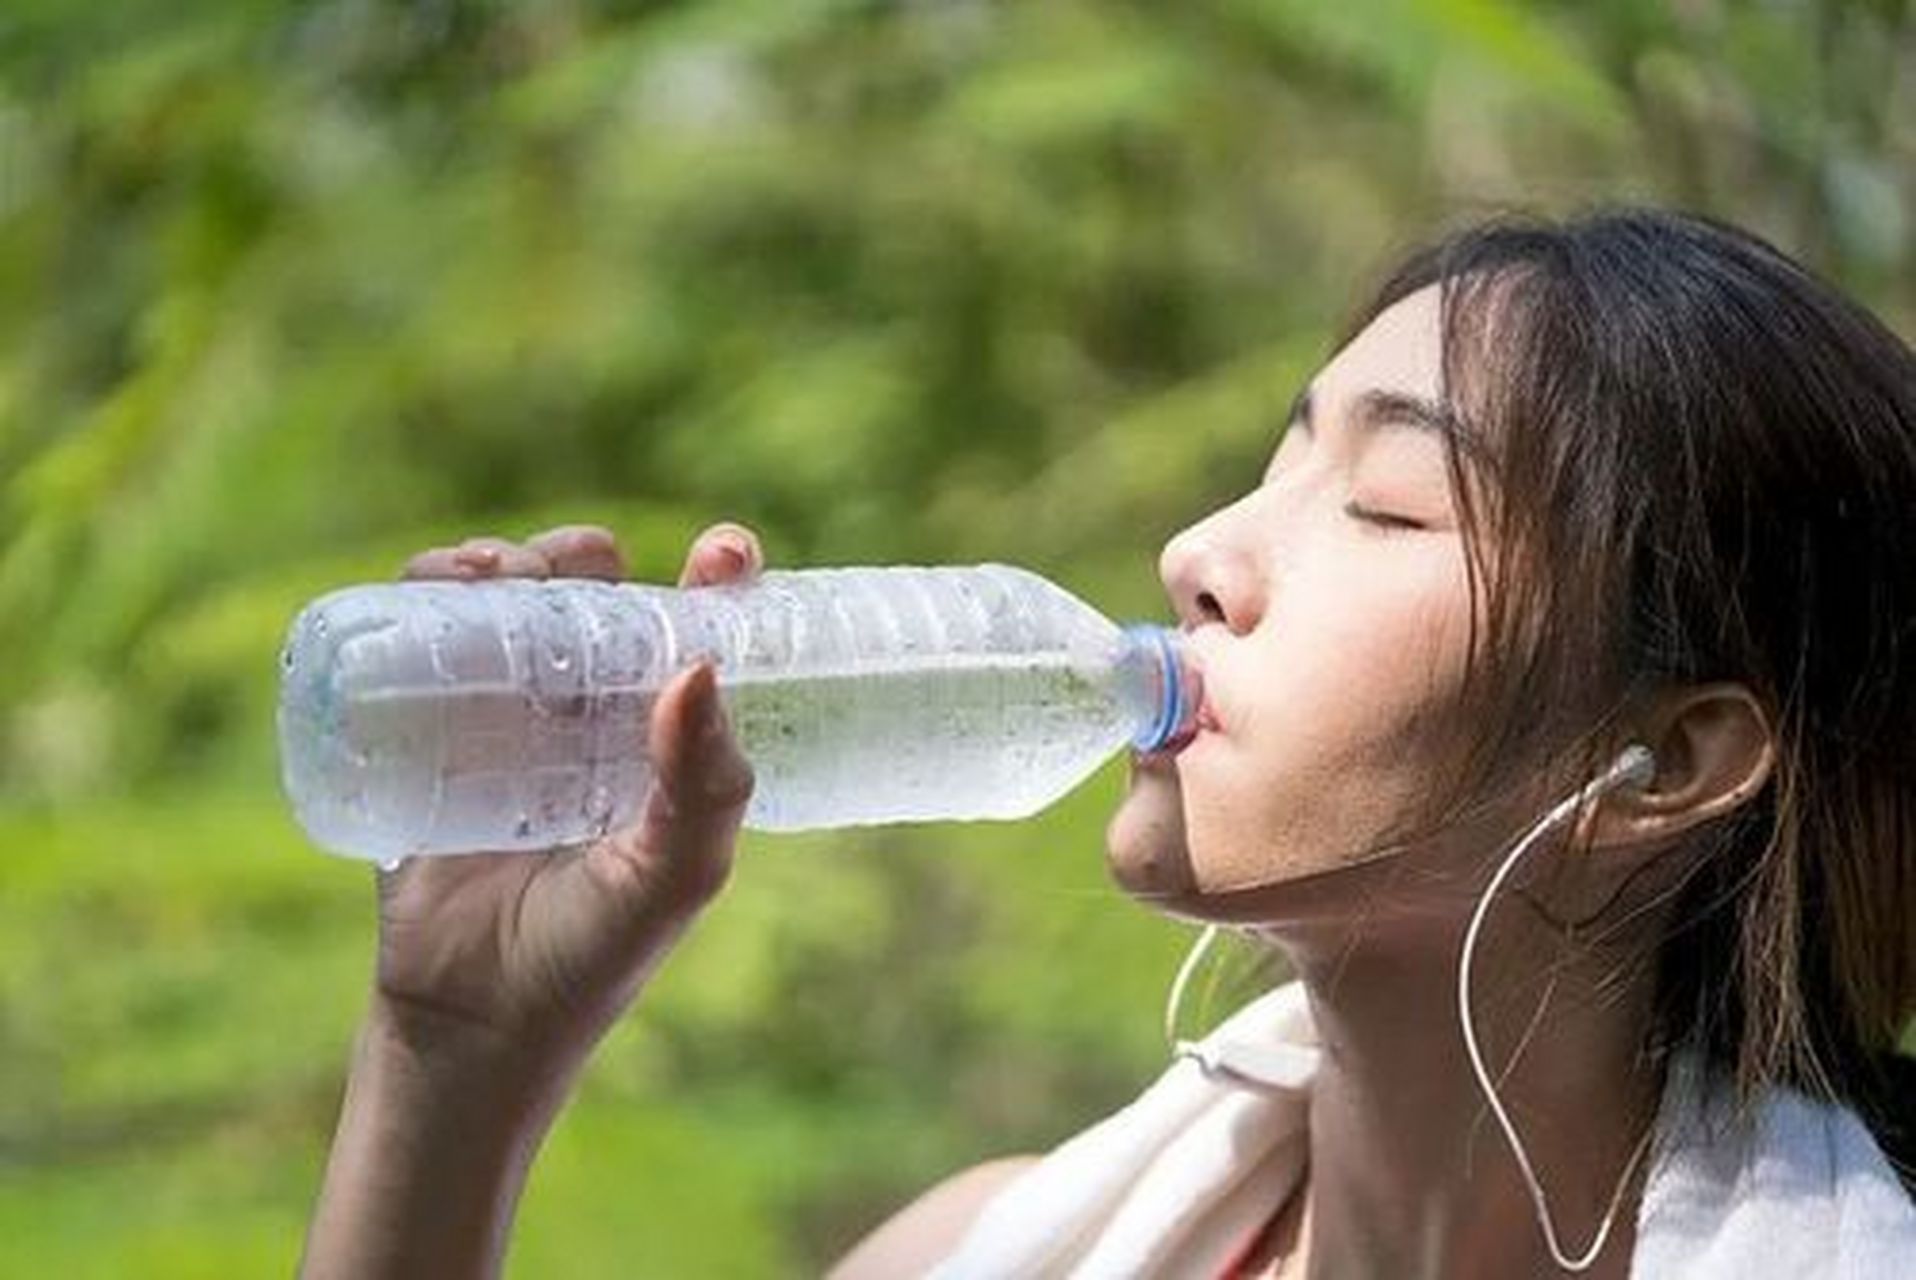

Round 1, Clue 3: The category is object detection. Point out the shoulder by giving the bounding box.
[827,1155,1041,1280]
[1636,1057,1916,1274]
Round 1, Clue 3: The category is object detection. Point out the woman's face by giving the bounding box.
[1106,284,1489,917]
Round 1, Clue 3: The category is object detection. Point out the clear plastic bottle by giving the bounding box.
[277,564,1202,862]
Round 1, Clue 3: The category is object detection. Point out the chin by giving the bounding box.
[1103,775,1201,905]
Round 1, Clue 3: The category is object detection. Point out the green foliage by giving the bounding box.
[1,0,1910,1272]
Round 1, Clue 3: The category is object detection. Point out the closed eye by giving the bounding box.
[1344,502,1427,532]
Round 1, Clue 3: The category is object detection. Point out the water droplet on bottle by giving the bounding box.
[378,857,404,873]
[549,649,572,672]
[586,783,614,831]
[280,647,295,673]
[513,812,532,838]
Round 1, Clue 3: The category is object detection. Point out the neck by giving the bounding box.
[1266,895,1669,1280]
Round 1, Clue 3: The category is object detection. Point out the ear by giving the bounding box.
[1584,683,1776,851]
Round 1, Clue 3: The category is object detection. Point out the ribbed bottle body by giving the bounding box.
[278,565,1187,860]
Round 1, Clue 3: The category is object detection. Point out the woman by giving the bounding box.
[300,208,1916,1278]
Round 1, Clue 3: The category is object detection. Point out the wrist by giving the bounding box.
[361,992,582,1111]
[299,1000,584,1280]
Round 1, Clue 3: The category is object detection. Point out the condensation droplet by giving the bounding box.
[378,857,404,873]
[586,783,613,829]
[514,812,532,838]
[548,649,573,672]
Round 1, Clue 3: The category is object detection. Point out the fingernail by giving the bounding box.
[688,663,725,733]
[455,545,500,567]
[715,539,749,574]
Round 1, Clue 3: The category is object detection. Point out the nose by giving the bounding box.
[1158,504,1266,636]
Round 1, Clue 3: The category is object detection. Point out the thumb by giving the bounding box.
[589,660,754,916]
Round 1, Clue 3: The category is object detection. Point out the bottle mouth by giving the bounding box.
[1121,624,1203,753]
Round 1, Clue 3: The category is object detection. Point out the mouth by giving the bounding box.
[1195,688,1222,733]
[1133,684,1221,764]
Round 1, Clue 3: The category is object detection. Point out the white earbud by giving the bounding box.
[1607,742,1658,793]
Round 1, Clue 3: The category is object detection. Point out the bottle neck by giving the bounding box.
[1119,624,1202,752]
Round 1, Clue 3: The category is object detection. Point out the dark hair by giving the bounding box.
[1349,207,1916,1187]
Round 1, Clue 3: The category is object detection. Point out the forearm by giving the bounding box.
[300,1003,573,1280]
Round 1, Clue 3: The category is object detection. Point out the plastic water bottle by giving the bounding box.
[277,564,1202,862]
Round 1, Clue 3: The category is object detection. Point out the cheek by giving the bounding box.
[1180,556,1474,894]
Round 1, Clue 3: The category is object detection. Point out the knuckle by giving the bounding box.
[701,755,756,810]
[570,523,617,546]
[547,525,624,576]
[607,799,736,908]
[402,548,451,578]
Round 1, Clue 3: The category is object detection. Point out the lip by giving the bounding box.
[1195,685,1222,734]
[1133,681,1221,763]
[1182,629,1223,732]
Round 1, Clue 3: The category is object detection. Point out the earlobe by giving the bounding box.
[1589,683,1776,849]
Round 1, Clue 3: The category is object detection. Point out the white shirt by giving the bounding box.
[930,980,1916,1278]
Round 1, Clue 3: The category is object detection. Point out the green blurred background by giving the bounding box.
[1,0,1910,1274]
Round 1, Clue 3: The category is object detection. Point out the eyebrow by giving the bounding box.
[1285,385,1485,463]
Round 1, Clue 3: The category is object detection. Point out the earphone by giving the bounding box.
[1456,742,1657,1272]
[1164,742,1660,1272]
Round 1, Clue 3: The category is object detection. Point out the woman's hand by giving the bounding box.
[301,521,764,1280]
[374,522,762,1076]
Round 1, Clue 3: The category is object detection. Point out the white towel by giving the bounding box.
[930,980,1916,1278]
[1636,1051,1916,1276]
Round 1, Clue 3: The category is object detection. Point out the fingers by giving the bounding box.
[402,521,758,589]
[678,522,764,588]
[403,536,552,581]
[526,525,626,581]
[402,526,628,583]
[402,545,479,580]
[590,661,754,912]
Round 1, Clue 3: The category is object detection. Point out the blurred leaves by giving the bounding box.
[0,0,1910,1273]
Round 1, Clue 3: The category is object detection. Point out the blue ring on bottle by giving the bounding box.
[1126,625,1183,751]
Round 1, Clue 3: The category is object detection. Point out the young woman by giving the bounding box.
[300,208,1916,1278]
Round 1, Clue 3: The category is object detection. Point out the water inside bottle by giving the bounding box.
[718,650,1137,829]
[319,648,1138,855]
